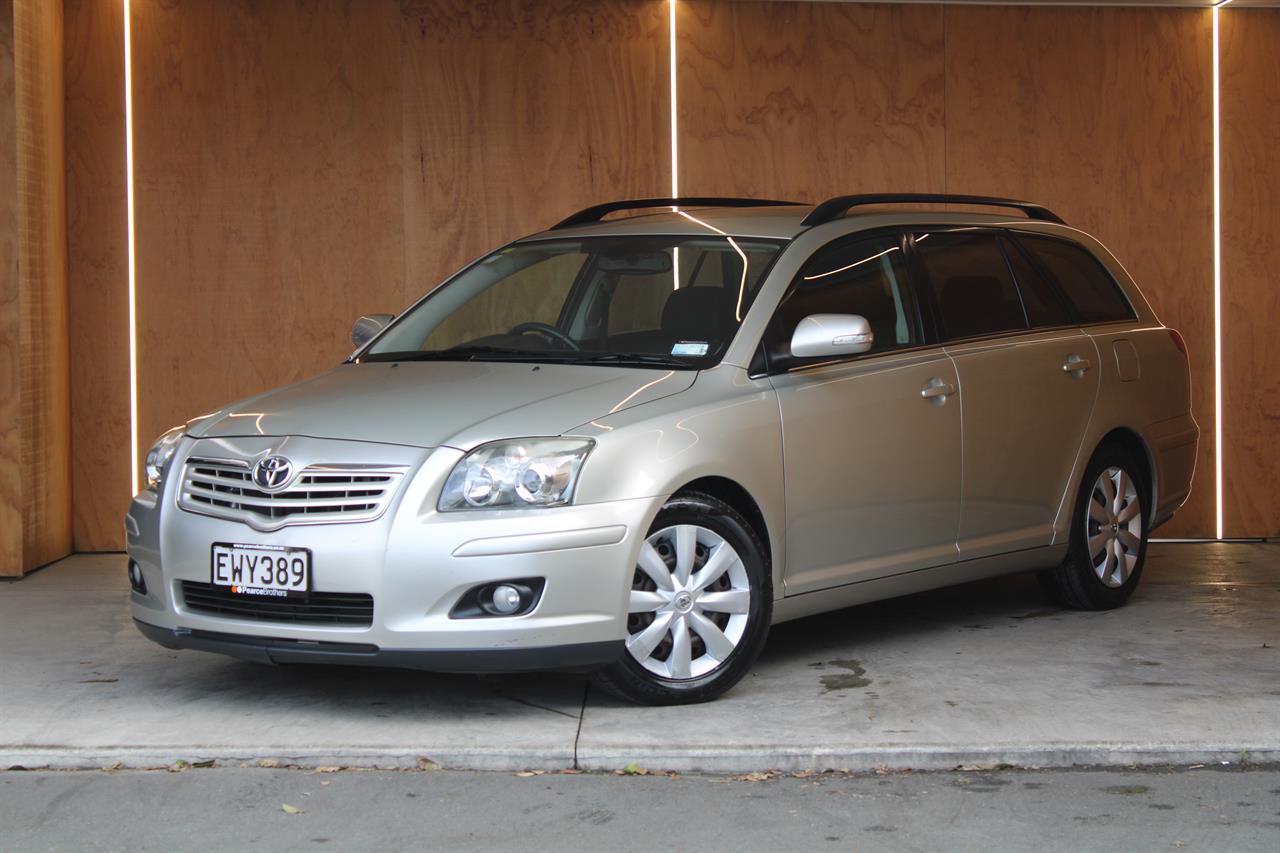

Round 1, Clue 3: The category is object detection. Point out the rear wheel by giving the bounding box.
[595,492,771,705]
[1039,444,1149,610]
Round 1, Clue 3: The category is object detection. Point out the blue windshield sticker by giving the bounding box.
[671,341,709,356]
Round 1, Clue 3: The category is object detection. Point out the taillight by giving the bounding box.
[1169,328,1188,355]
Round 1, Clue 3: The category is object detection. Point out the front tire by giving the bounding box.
[595,492,772,705]
[1039,443,1150,610]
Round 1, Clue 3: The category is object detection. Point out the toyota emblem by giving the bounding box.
[252,455,293,491]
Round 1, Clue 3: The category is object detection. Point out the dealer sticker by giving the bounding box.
[671,341,709,356]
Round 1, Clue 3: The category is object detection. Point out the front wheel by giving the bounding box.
[1039,444,1150,610]
[595,492,772,705]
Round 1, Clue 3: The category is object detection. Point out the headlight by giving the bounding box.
[143,426,185,491]
[439,438,593,511]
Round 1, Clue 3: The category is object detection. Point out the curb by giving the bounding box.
[3,743,1276,774]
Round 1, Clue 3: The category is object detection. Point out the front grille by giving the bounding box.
[180,581,374,627]
[178,457,406,531]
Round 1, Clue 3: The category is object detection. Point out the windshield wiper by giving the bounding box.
[360,346,555,363]
[358,350,476,363]
[568,352,696,369]
[448,345,584,363]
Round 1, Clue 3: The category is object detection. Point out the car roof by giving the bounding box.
[524,204,1066,243]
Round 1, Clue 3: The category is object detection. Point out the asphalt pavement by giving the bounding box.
[2,765,1278,852]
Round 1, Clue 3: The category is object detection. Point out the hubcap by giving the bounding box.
[1086,466,1144,588]
[625,524,751,680]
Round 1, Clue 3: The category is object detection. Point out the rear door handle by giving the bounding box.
[1062,356,1092,375]
[920,381,956,400]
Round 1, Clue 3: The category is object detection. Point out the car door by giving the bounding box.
[913,229,1101,560]
[764,231,962,595]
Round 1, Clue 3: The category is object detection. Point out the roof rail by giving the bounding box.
[800,193,1065,228]
[551,197,804,230]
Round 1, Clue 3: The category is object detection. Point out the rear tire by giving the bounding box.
[1039,443,1150,610]
[595,492,771,705]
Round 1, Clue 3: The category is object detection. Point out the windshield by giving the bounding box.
[362,235,786,368]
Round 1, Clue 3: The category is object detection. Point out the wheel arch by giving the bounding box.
[1095,427,1157,514]
[672,476,774,576]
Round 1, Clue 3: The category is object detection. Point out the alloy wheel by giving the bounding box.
[1086,466,1144,588]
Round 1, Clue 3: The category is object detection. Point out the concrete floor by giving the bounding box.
[1,544,1276,773]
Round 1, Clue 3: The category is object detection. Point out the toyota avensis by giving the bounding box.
[127,194,1199,704]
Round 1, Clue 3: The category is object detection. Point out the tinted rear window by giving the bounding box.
[916,232,1027,340]
[1001,237,1073,329]
[1017,235,1135,324]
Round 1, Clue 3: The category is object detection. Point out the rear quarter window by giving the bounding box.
[1016,235,1135,324]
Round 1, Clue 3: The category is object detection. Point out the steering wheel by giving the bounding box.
[508,321,581,351]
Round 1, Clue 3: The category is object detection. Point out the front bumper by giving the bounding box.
[127,435,662,669]
[133,620,624,672]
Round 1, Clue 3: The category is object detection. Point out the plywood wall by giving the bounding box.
[0,0,19,574]
[1221,9,1280,538]
[401,0,670,296]
[129,0,407,474]
[676,0,945,199]
[64,0,128,551]
[943,7,1215,538]
[12,0,71,572]
[61,1,1274,544]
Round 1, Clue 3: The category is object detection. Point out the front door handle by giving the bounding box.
[920,381,956,400]
[1062,356,1092,376]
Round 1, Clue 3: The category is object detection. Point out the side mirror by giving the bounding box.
[351,313,395,348]
[789,314,874,359]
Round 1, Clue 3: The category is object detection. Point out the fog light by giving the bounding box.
[127,560,147,595]
[490,584,523,614]
[449,578,545,619]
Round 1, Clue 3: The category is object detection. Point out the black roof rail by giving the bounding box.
[551,197,804,230]
[800,193,1065,227]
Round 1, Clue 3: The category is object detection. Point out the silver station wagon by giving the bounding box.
[128,194,1199,704]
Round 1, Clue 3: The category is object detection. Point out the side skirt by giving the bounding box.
[770,545,1067,625]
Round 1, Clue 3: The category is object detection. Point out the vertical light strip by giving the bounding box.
[1212,1,1227,539]
[669,0,680,289]
[124,0,139,494]
[668,0,679,198]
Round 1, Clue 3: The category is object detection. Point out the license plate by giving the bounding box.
[211,543,310,597]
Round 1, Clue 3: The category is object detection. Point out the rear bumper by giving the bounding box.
[1148,412,1200,529]
[134,619,624,672]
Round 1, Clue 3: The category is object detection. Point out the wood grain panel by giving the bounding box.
[64,0,129,551]
[677,0,945,201]
[130,0,405,465]
[401,0,669,297]
[14,0,71,570]
[0,0,19,575]
[1221,9,1280,537]
[945,7,1215,537]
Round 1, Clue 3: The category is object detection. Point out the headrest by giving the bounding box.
[661,287,735,342]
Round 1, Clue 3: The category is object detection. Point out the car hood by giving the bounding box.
[186,360,697,450]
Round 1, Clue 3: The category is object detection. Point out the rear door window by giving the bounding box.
[915,232,1027,340]
[1016,235,1135,323]
[1000,237,1073,329]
